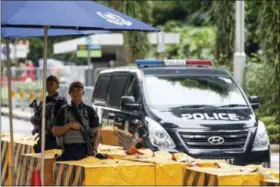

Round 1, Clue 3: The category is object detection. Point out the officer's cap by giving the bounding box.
[47,75,59,84]
[69,81,84,92]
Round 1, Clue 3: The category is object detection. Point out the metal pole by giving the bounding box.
[13,39,17,63]
[40,26,48,185]
[233,0,246,86]
[87,47,91,86]
[0,0,2,180]
[6,40,16,185]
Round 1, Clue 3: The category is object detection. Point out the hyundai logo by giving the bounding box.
[208,136,224,145]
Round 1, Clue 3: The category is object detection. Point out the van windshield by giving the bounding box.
[144,75,249,109]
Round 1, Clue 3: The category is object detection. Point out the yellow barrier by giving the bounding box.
[98,143,124,152]
[19,89,25,99]
[29,91,36,101]
[54,158,156,186]
[17,153,58,186]
[100,127,133,149]
[183,167,261,186]
[1,140,10,186]
[1,135,35,186]
[1,132,280,186]
[126,157,186,186]
[261,179,280,186]
[11,89,17,98]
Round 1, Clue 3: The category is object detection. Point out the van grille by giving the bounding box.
[178,131,249,150]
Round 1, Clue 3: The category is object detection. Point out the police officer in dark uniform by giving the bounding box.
[52,81,100,161]
[30,75,67,152]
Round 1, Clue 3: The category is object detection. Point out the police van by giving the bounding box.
[92,59,270,166]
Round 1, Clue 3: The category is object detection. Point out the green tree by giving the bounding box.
[245,0,263,56]
[104,0,151,64]
[152,1,213,26]
[121,1,151,64]
[161,24,216,60]
[258,0,280,122]
[213,0,235,67]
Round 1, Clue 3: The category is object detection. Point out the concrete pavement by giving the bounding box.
[1,107,33,121]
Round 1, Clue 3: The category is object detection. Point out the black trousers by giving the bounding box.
[56,144,87,161]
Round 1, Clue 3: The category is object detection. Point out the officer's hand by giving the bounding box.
[71,122,82,130]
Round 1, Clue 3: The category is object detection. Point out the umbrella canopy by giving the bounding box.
[1,27,109,39]
[2,1,159,31]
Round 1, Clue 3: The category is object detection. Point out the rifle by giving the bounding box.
[29,100,42,152]
[29,100,42,138]
[70,106,95,156]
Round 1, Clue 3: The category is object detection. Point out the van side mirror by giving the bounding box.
[249,96,260,110]
[121,96,140,110]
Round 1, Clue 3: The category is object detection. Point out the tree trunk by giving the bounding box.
[111,0,121,11]
[123,32,132,65]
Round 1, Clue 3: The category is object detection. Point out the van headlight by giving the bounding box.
[145,117,175,149]
[252,121,269,151]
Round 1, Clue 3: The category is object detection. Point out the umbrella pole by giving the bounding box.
[0,0,2,179]
[6,40,16,185]
[40,26,48,185]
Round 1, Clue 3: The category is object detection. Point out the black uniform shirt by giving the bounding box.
[55,102,100,128]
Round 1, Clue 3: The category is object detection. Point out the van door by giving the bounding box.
[92,73,111,125]
[101,72,129,146]
[120,73,147,149]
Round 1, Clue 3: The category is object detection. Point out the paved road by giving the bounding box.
[1,116,279,171]
[271,153,279,171]
[1,115,33,135]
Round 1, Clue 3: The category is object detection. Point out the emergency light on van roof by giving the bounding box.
[135,59,212,67]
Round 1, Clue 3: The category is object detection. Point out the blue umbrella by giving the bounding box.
[1,27,110,39]
[2,1,159,31]
[1,1,159,184]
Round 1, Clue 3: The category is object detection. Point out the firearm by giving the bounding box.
[70,106,95,156]
[29,100,42,138]
[81,126,95,156]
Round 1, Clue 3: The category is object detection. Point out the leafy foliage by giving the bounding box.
[152,0,214,26]
[260,116,280,144]
[257,0,280,123]
[161,24,216,60]
[121,1,151,64]
[245,61,279,142]
[245,62,277,117]
[212,0,235,67]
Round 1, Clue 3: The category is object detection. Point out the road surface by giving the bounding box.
[1,115,33,135]
[1,115,279,171]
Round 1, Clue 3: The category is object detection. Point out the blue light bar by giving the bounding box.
[135,60,164,67]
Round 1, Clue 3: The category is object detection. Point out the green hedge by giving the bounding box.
[260,116,280,144]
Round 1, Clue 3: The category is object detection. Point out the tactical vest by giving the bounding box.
[56,104,90,147]
[45,95,61,132]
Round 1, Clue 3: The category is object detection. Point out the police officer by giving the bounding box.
[52,81,100,161]
[31,75,67,152]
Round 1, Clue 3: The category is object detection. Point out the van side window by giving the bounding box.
[107,74,128,108]
[125,75,142,104]
[93,73,111,102]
